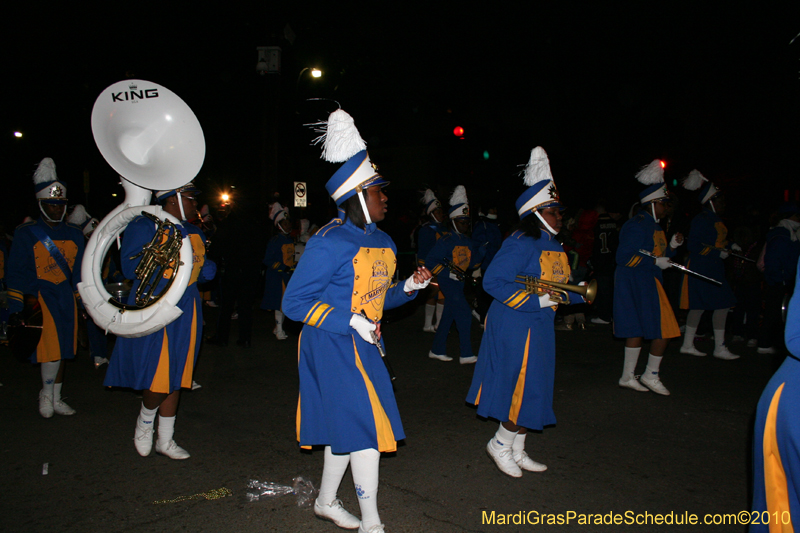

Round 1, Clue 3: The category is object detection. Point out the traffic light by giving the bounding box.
[453,126,464,138]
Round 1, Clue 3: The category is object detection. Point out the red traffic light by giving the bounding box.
[453,126,464,137]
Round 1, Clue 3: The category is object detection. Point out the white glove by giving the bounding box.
[719,250,730,259]
[472,269,481,279]
[349,314,377,344]
[655,256,671,270]
[539,294,558,308]
[731,243,742,252]
[404,274,431,292]
[449,271,460,281]
[669,234,683,248]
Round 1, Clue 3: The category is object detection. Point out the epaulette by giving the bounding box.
[17,220,36,230]
[317,218,344,238]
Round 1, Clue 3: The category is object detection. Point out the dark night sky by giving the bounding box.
[3,3,799,228]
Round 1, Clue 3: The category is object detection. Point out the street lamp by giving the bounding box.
[296,67,323,84]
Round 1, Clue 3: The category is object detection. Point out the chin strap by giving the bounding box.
[357,190,373,226]
[451,219,462,235]
[39,201,65,223]
[176,191,187,221]
[534,211,559,235]
[650,203,660,223]
[708,199,716,214]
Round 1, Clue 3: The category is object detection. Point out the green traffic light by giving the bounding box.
[483,150,490,161]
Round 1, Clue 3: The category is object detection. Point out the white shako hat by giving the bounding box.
[682,169,721,204]
[312,109,389,206]
[636,159,669,204]
[34,157,68,204]
[448,185,470,219]
[67,204,99,236]
[421,189,441,215]
[269,202,288,226]
[515,146,562,219]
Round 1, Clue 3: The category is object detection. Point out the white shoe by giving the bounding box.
[680,345,707,356]
[205,301,218,308]
[713,346,740,360]
[459,355,478,365]
[747,339,758,348]
[314,499,360,529]
[422,325,436,333]
[486,440,522,477]
[191,381,202,390]
[134,423,154,456]
[94,356,109,368]
[618,376,649,392]
[53,399,76,416]
[514,450,547,472]
[758,347,776,354]
[591,317,611,325]
[428,351,453,362]
[359,524,385,533]
[38,390,54,418]
[731,335,745,343]
[275,329,288,340]
[155,439,191,460]
[640,374,670,396]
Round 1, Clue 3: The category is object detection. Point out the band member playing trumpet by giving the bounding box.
[424,185,484,364]
[7,158,85,418]
[614,160,683,396]
[678,170,739,360]
[467,147,584,477]
[282,109,430,533]
[104,183,216,460]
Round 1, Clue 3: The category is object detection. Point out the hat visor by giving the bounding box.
[40,199,68,205]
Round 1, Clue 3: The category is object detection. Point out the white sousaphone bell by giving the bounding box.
[77,80,205,338]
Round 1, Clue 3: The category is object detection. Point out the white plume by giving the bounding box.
[33,157,57,184]
[635,159,664,185]
[68,205,90,225]
[310,109,366,163]
[682,169,708,191]
[421,189,438,205]
[449,185,468,207]
[522,146,553,186]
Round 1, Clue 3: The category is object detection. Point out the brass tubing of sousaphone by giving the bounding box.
[515,276,597,305]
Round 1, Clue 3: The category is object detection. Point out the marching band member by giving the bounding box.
[614,160,683,396]
[260,201,295,340]
[417,189,446,333]
[104,183,216,460]
[282,109,430,533]
[424,186,484,364]
[466,147,581,477]
[67,204,111,368]
[678,170,739,360]
[750,258,800,532]
[7,158,84,417]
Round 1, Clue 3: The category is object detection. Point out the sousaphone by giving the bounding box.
[77,80,205,337]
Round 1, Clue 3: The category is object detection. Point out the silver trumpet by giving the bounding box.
[638,249,722,286]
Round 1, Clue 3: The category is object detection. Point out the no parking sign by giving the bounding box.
[294,181,307,207]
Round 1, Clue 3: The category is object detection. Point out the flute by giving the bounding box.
[638,249,722,286]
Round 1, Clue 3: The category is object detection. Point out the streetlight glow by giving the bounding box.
[14,131,22,138]
[311,68,322,78]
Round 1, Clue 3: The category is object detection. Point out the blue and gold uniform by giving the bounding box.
[467,230,578,429]
[260,233,295,311]
[613,211,680,340]
[425,232,484,359]
[7,218,85,362]
[104,216,212,393]
[282,217,415,454]
[750,261,800,532]
[680,207,736,310]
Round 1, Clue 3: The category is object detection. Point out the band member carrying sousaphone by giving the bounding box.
[6,157,85,418]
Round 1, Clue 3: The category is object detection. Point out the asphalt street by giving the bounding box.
[1,301,779,533]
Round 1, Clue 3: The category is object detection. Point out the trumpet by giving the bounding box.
[442,257,477,285]
[514,275,597,305]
